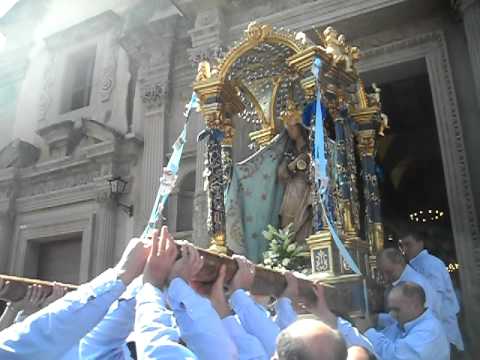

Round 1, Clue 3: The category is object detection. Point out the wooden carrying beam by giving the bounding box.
[0,242,361,314]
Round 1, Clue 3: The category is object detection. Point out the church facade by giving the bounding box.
[0,0,479,352]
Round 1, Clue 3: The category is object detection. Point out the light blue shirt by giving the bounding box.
[0,268,126,360]
[222,315,268,360]
[135,282,197,360]
[378,265,442,332]
[271,297,375,355]
[410,249,464,350]
[365,308,450,360]
[167,278,238,360]
[229,289,280,357]
[273,298,298,330]
[393,265,441,316]
[78,277,144,359]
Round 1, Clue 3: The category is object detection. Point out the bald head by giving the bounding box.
[377,248,406,284]
[275,319,347,360]
[388,282,426,325]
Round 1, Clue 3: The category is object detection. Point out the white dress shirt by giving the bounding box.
[410,249,464,350]
[0,268,126,360]
[168,278,238,360]
[365,308,450,360]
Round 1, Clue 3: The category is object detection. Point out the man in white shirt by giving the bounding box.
[400,230,464,351]
[362,282,450,360]
[377,248,441,326]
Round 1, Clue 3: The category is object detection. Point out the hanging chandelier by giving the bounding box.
[409,209,444,223]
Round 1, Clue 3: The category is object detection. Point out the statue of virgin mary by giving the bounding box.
[225,100,313,262]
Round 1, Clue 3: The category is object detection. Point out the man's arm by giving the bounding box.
[79,277,144,360]
[229,256,280,357]
[0,237,150,360]
[168,277,238,360]
[135,282,197,360]
[222,315,269,360]
[365,328,423,360]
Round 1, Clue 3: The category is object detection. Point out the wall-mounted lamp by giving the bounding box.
[108,176,134,217]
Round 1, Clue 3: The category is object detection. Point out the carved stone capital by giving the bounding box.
[140,83,167,110]
[95,188,112,203]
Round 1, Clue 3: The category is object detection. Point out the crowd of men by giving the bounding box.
[0,227,464,359]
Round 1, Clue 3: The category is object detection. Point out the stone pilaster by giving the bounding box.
[460,0,480,105]
[0,209,14,273]
[121,16,178,232]
[93,189,117,276]
[0,170,17,273]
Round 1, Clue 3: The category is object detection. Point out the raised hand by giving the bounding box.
[0,279,12,301]
[280,271,299,301]
[21,284,48,316]
[230,255,256,292]
[143,226,178,288]
[42,283,67,308]
[206,265,232,318]
[114,237,151,286]
[307,281,336,328]
[168,243,204,284]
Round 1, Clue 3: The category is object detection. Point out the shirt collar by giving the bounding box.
[403,308,432,333]
[392,264,413,286]
[410,249,428,264]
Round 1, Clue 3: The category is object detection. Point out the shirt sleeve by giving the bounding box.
[377,312,397,329]
[135,282,197,360]
[336,317,375,355]
[0,268,126,360]
[167,278,238,360]
[273,298,297,330]
[78,277,144,360]
[229,289,280,357]
[222,315,269,360]
[365,328,429,360]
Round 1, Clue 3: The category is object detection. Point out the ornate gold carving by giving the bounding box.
[339,199,356,235]
[209,232,227,255]
[371,222,384,253]
[323,27,360,73]
[355,130,376,157]
[196,61,212,82]
[222,118,235,146]
[245,22,272,43]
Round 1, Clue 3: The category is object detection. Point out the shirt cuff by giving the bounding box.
[222,315,244,338]
[137,283,167,308]
[73,268,126,305]
[229,289,252,312]
[167,277,211,320]
[275,298,293,313]
[364,328,381,344]
[120,276,143,301]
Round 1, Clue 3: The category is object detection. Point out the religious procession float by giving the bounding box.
[1,22,389,318]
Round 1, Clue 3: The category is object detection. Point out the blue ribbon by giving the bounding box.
[141,92,198,238]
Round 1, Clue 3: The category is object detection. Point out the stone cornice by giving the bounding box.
[45,10,122,50]
[228,0,408,37]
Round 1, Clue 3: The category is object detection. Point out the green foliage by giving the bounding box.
[261,223,311,274]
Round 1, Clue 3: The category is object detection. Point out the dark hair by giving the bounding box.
[394,281,426,306]
[400,228,427,243]
[276,332,312,360]
[378,247,406,265]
